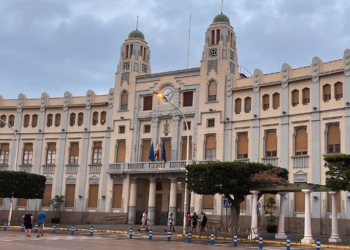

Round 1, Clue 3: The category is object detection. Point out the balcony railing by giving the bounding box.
[234,159,250,163]
[292,156,309,168]
[19,164,33,173]
[0,164,9,171]
[42,165,55,174]
[261,157,279,166]
[89,164,102,174]
[66,165,79,174]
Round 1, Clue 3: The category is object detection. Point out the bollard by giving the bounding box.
[90,225,94,236]
[259,234,263,250]
[149,229,153,241]
[188,230,192,243]
[129,227,133,239]
[3,222,7,231]
[233,233,238,247]
[210,231,214,245]
[70,224,75,235]
[21,223,24,232]
[34,224,38,233]
[167,229,171,241]
[52,224,56,234]
[286,236,290,250]
[316,238,321,250]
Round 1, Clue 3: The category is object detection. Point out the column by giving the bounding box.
[147,178,156,225]
[169,177,177,223]
[171,116,180,160]
[249,190,260,239]
[190,191,195,213]
[328,191,341,242]
[301,189,314,244]
[275,192,286,239]
[128,178,137,224]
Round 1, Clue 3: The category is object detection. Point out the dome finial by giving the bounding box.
[136,16,139,30]
[221,0,223,14]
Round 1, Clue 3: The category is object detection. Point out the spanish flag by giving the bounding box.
[154,143,159,160]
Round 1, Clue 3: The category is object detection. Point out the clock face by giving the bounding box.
[163,88,174,101]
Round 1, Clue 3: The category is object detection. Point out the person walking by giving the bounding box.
[200,213,207,232]
[185,211,192,232]
[168,213,174,232]
[36,210,47,238]
[191,212,199,232]
[22,213,33,237]
[141,210,148,230]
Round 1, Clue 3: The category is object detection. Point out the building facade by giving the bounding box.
[1,12,350,232]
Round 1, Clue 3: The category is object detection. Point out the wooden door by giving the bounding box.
[155,194,162,225]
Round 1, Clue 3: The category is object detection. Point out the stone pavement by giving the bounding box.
[2,223,350,249]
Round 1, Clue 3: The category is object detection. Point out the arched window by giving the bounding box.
[272,93,280,109]
[46,114,53,127]
[262,94,269,110]
[208,80,217,102]
[23,114,30,127]
[9,115,15,127]
[244,97,251,113]
[92,112,98,125]
[120,91,128,110]
[334,82,343,100]
[291,89,299,106]
[235,98,241,114]
[323,84,331,101]
[100,111,106,125]
[55,113,61,127]
[295,127,307,155]
[69,113,76,126]
[77,113,84,126]
[32,114,38,127]
[302,88,310,104]
[0,115,6,128]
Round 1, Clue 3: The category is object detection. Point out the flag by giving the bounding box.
[155,143,159,160]
[161,140,166,162]
[148,142,155,161]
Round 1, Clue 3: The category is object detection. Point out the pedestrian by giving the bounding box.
[168,213,174,232]
[22,213,33,237]
[141,210,148,230]
[185,211,192,232]
[200,213,207,232]
[191,212,199,232]
[36,209,47,238]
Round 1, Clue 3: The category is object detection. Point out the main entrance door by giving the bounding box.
[155,194,162,225]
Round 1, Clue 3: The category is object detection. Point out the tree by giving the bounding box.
[324,154,350,191]
[186,162,288,228]
[0,171,46,199]
[50,195,65,219]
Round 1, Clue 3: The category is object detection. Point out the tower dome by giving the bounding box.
[128,29,145,40]
[213,13,230,25]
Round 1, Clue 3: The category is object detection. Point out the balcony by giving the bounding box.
[292,156,309,168]
[19,164,32,173]
[42,165,55,174]
[0,164,9,171]
[89,164,102,174]
[66,165,79,174]
[261,157,279,166]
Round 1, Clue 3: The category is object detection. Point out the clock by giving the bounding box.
[163,88,174,101]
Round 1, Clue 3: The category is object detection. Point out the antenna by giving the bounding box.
[136,16,139,30]
[221,0,223,13]
[186,15,191,69]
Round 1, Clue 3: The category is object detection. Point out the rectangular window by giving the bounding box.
[42,184,52,206]
[265,130,277,157]
[46,143,56,165]
[55,114,61,127]
[112,184,123,208]
[69,143,79,164]
[23,115,30,127]
[9,115,15,127]
[144,125,151,133]
[92,142,102,164]
[17,198,27,207]
[183,92,193,107]
[23,144,33,165]
[203,195,214,209]
[88,184,99,208]
[143,96,153,111]
[205,135,216,160]
[181,137,192,160]
[32,115,38,127]
[0,144,9,164]
[295,127,307,155]
[119,126,125,134]
[141,140,151,161]
[237,133,248,159]
[183,121,191,130]
[65,184,75,207]
[116,141,126,163]
[295,192,305,212]
[207,119,215,128]
[327,124,340,154]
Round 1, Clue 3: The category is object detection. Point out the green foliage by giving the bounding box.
[0,171,46,199]
[324,154,350,191]
[263,197,277,225]
[50,195,65,218]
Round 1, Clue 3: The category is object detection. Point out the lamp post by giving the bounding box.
[154,92,189,236]
[0,119,19,226]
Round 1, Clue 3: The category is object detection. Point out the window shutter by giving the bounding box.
[265,131,277,151]
[235,98,241,107]
[100,112,106,123]
[70,143,79,156]
[163,139,172,161]
[245,97,251,106]
[295,127,307,153]
[24,115,30,126]
[48,143,56,151]
[324,84,331,95]
[263,95,269,105]
[183,92,193,107]
[121,92,128,105]
[42,184,52,206]
[93,112,98,122]
[292,90,299,104]
[1,144,9,151]
[335,82,343,95]
[327,193,341,213]
[205,135,216,149]
[112,184,123,208]
[55,114,61,126]
[88,185,99,208]
[141,140,151,161]
[294,192,305,212]
[327,124,340,145]
[25,144,33,151]
[65,184,75,207]
[78,113,84,119]
[17,198,27,206]
[303,88,310,99]
[143,96,153,110]
[203,195,214,209]
[208,81,216,96]
[9,115,15,123]
[32,115,38,127]
[94,142,102,148]
[237,133,248,155]
[116,141,126,163]
[181,137,192,160]
[273,93,280,109]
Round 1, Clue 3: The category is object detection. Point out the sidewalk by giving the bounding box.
[2,223,350,249]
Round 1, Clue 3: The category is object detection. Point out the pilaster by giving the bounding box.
[329,191,341,242]
[249,190,260,239]
[223,73,233,161]
[171,116,180,160]
[275,192,286,239]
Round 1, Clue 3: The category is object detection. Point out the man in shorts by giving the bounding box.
[191,212,199,232]
[22,213,33,237]
[37,210,47,238]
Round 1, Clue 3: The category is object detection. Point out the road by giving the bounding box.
[0,231,331,250]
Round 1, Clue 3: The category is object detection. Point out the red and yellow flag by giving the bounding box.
[154,143,159,160]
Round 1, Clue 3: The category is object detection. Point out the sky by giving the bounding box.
[1,0,350,99]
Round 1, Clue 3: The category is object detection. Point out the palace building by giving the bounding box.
[0,12,350,235]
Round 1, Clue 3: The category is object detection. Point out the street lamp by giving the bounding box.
[154,91,190,236]
[0,119,19,226]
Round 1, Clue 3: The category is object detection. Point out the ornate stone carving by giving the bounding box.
[253,69,262,93]
[63,91,72,111]
[108,88,114,109]
[86,90,94,110]
[17,93,26,113]
[40,92,49,112]
[344,49,350,77]
[311,57,321,83]
[226,74,233,97]
[158,82,175,91]
[152,117,159,124]
[281,63,291,89]
[163,120,171,135]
